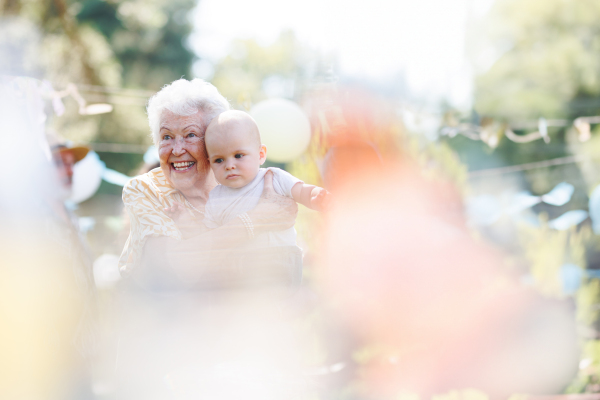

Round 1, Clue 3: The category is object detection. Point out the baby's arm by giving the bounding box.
[291,182,331,212]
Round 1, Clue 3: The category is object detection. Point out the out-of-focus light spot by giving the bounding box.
[250,98,311,162]
[548,210,588,230]
[93,254,122,289]
[84,103,113,115]
[580,358,592,369]
[78,216,96,233]
[71,151,104,203]
[541,182,574,206]
[465,194,502,226]
[102,168,132,186]
[192,59,215,81]
[560,264,583,296]
[588,184,600,234]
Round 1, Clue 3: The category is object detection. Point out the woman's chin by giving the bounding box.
[161,163,211,192]
[166,171,198,191]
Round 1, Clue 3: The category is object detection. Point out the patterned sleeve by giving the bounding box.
[269,167,304,198]
[118,174,182,274]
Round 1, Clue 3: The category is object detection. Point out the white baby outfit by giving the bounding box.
[204,167,302,247]
[203,167,304,286]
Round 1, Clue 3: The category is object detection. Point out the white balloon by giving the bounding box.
[70,151,104,203]
[250,98,311,163]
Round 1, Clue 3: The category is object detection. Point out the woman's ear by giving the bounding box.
[259,144,267,165]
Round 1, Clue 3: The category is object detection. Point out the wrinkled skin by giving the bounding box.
[158,111,214,202]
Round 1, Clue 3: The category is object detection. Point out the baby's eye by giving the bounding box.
[235,153,243,159]
[214,158,223,164]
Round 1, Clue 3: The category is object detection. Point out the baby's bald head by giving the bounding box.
[205,110,262,151]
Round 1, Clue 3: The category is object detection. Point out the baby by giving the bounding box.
[204,110,328,222]
[202,110,329,285]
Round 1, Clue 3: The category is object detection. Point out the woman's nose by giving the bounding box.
[172,138,187,156]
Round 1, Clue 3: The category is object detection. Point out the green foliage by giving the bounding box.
[2,0,197,171]
[577,280,600,326]
[518,221,590,298]
[474,0,600,120]
[566,339,600,393]
[446,0,600,202]
[519,221,567,297]
[414,139,468,194]
[210,31,322,107]
[76,0,196,89]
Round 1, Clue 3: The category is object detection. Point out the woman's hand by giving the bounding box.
[249,170,298,234]
[164,200,185,222]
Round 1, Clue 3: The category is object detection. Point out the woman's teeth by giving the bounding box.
[173,161,195,171]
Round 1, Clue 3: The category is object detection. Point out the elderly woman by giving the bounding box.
[118,79,297,290]
[112,79,302,399]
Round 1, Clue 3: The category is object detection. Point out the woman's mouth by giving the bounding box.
[172,161,195,171]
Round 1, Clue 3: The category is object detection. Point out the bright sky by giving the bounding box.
[189,0,495,109]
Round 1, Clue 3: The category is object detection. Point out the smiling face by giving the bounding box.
[158,111,213,195]
[205,113,267,189]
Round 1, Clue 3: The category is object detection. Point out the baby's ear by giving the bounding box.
[259,144,267,165]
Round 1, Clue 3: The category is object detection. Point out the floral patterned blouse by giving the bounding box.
[118,167,199,275]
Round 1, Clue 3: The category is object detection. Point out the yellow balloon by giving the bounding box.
[250,98,311,163]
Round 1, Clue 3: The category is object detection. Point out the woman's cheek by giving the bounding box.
[158,144,171,163]
[196,156,211,172]
[193,140,210,170]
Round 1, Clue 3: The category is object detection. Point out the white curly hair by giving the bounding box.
[147,78,231,144]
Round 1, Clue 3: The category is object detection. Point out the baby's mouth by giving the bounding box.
[172,161,195,171]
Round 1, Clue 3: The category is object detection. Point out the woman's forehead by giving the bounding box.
[160,111,204,130]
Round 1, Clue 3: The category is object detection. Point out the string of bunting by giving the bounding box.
[440,116,600,146]
[47,81,600,146]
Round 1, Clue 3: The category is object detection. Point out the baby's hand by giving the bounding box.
[164,201,185,223]
[310,187,331,212]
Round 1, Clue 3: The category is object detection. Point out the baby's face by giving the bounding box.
[206,123,266,188]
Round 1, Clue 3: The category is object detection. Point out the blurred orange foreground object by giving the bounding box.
[316,162,578,400]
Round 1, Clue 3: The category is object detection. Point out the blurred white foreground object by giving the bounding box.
[93,254,121,289]
[250,98,311,163]
[71,151,104,203]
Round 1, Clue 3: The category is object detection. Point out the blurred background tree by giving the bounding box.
[0,0,199,255]
[473,0,600,121]
[445,0,600,206]
[209,30,328,108]
[1,0,197,173]
[448,1,600,393]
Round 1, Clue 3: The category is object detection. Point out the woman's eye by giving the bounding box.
[163,134,171,140]
[235,154,243,159]
[187,133,197,138]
